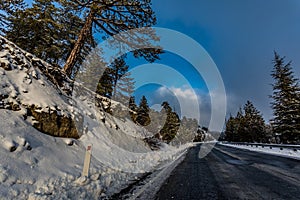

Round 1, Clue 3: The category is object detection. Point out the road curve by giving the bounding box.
[155,143,300,200]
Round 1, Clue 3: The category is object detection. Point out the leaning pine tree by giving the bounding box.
[270,52,300,144]
[62,0,161,76]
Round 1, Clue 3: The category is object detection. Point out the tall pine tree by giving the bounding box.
[270,52,300,144]
[243,101,266,143]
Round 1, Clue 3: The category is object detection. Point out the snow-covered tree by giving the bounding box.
[175,116,199,144]
[270,52,300,144]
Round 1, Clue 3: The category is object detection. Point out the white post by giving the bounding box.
[82,145,92,177]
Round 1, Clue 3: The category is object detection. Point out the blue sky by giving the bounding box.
[144,0,300,125]
[22,0,300,127]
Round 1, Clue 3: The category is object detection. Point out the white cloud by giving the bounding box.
[157,86,201,123]
[158,86,198,101]
[156,86,233,132]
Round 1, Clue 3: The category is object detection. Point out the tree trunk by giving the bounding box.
[63,9,95,76]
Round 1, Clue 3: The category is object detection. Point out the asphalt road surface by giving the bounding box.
[155,143,300,200]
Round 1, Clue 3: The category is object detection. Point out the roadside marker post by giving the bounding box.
[82,145,92,177]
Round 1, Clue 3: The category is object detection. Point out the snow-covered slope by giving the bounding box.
[0,36,190,199]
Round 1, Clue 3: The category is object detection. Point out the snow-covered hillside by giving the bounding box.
[0,36,191,199]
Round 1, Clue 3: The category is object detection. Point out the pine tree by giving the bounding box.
[129,96,138,112]
[62,0,161,76]
[6,0,61,63]
[0,0,25,35]
[57,3,95,70]
[156,101,180,143]
[95,56,133,99]
[224,114,236,142]
[224,102,266,143]
[270,52,300,144]
[113,71,135,104]
[235,107,245,142]
[128,96,138,122]
[243,101,266,143]
[224,110,243,142]
[136,96,151,126]
[143,106,167,136]
[5,0,93,68]
[75,47,107,92]
[97,67,114,98]
[111,57,127,98]
[110,56,135,103]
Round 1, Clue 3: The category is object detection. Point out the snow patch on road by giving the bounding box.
[219,142,300,160]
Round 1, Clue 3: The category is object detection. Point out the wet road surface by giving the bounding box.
[155,143,300,200]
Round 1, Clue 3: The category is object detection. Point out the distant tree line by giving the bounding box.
[223,101,267,143]
[223,52,300,144]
